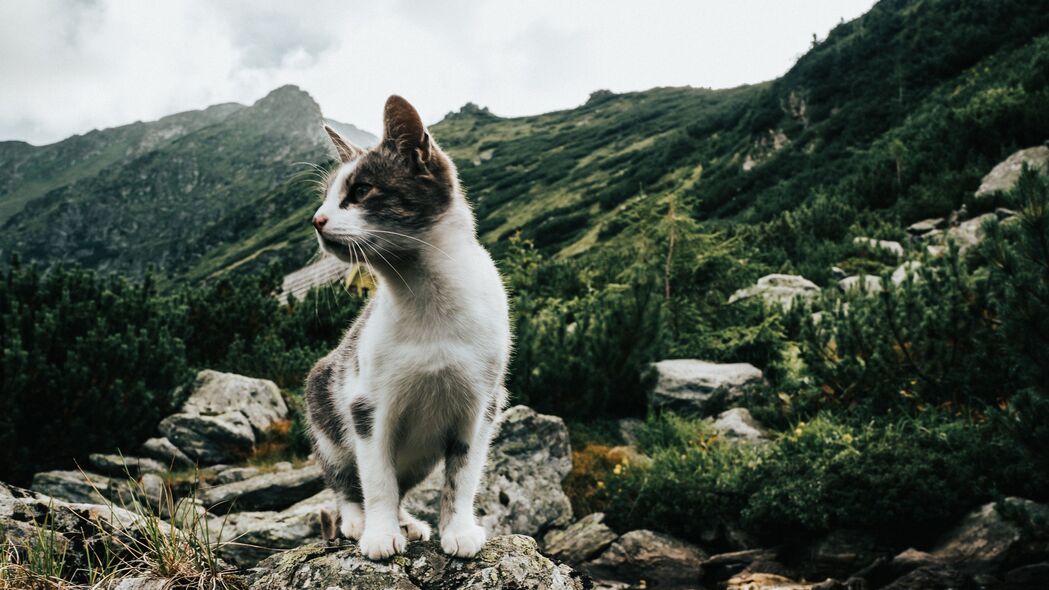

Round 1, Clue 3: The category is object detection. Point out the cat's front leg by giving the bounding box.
[439,416,495,558]
[352,398,406,559]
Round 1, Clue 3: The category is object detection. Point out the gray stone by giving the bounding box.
[139,437,195,470]
[838,275,883,295]
[830,266,848,280]
[88,453,167,478]
[158,411,255,465]
[138,472,166,512]
[880,565,973,590]
[30,469,128,505]
[402,405,573,538]
[213,465,261,485]
[617,418,645,448]
[907,217,946,236]
[182,369,288,435]
[945,212,998,254]
[649,359,765,416]
[975,146,1049,200]
[728,274,820,310]
[201,463,324,514]
[931,497,1049,573]
[112,578,171,590]
[710,408,770,443]
[543,512,618,565]
[215,506,320,567]
[891,261,923,286]
[247,534,585,590]
[996,207,1019,220]
[583,529,707,590]
[854,237,904,258]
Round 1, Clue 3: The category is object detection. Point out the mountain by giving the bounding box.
[0,86,377,277]
[1,0,1047,283]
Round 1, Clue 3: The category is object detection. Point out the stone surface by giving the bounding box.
[946,212,998,254]
[158,410,255,465]
[700,549,785,582]
[213,465,261,485]
[891,261,923,286]
[906,217,946,236]
[617,418,645,447]
[543,512,619,565]
[139,436,195,470]
[728,274,820,310]
[725,573,836,590]
[853,237,904,258]
[247,534,585,590]
[88,453,167,478]
[804,529,886,580]
[880,565,974,590]
[649,359,765,416]
[201,463,324,514]
[710,408,770,443]
[838,275,883,295]
[182,369,288,435]
[974,145,1049,200]
[402,405,573,538]
[583,529,707,590]
[215,501,321,567]
[29,469,129,505]
[930,497,1049,573]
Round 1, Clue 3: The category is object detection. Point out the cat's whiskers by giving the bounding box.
[368,229,457,262]
[362,240,415,297]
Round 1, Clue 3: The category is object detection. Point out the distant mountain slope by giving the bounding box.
[0,86,378,276]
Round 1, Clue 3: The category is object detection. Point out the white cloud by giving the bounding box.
[0,0,877,145]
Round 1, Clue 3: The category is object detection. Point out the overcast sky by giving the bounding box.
[1,0,877,146]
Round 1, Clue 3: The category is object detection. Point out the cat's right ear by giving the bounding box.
[324,124,365,163]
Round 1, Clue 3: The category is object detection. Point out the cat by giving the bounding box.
[305,95,511,560]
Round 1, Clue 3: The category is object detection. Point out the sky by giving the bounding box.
[1,0,877,146]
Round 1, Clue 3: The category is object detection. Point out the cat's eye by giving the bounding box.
[351,183,373,201]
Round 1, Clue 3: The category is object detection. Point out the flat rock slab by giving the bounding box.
[201,464,324,514]
[88,453,167,478]
[543,512,618,565]
[247,534,585,590]
[650,359,765,416]
[158,411,255,465]
[139,437,195,470]
[583,529,707,590]
[30,469,130,505]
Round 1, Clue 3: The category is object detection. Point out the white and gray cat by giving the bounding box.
[305,95,511,560]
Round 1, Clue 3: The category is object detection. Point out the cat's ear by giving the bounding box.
[324,124,365,163]
[383,95,432,168]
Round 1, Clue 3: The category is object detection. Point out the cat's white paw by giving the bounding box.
[338,504,365,540]
[400,512,432,541]
[441,523,487,558]
[358,528,407,560]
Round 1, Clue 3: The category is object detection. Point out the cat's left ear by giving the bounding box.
[324,124,365,163]
[383,95,432,170]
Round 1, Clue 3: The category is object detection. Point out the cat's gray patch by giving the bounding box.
[305,360,344,445]
[351,397,375,438]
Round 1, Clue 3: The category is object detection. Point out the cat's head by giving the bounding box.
[313,95,460,263]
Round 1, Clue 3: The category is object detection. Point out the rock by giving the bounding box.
[853,237,904,258]
[944,212,998,254]
[700,549,784,582]
[182,369,288,434]
[139,437,195,470]
[650,359,765,416]
[880,565,974,590]
[830,266,848,280]
[996,207,1019,220]
[583,529,706,590]
[213,465,261,485]
[889,548,942,574]
[725,573,839,590]
[158,411,255,465]
[906,217,946,236]
[402,405,573,538]
[711,408,770,443]
[891,261,923,286]
[930,497,1049,573]
[200,463,324,514]
[247,534,585,589]
[215,505,320,567]
[729,274,820,310]
[974,146,1049,200]
[617,418,645,448]
[88,453,167,478]
[542,512,618,565]
[112,578,172,590]
[139,473,166,512]
[838,275,883,295]
[30,469,129,505]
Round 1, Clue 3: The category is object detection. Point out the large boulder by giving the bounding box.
[158,411,255,465]
[582,529,707,590]
[543,512,619,565]
[945,212,998,254]
[930,497,1049,573]
[182,369,288,434]
[974,145,1049,200]
[200,463,324,514]
[729,274,820,310]
[649,359,765,416]
[247,535,585,590]
[402,405,573,538]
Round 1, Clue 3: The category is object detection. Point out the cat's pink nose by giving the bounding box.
[313,215,329,231]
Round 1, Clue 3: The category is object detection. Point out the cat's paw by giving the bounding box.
[440,523,487,558]
[338,505,365,540]
[358,528,407,560]
[400,512,432,541]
